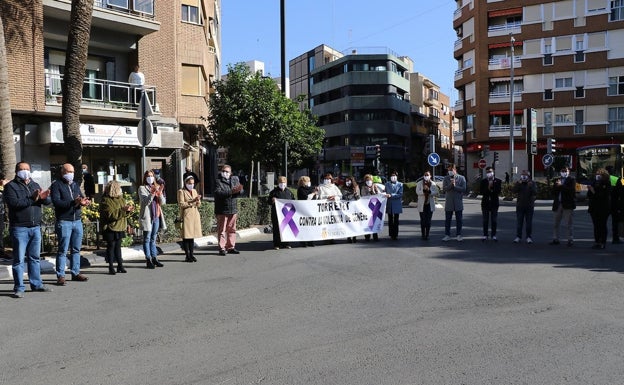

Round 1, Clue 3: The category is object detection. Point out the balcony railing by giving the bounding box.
[487,21,521,33]
[94,0,155,19]
[45,72,157,112]
[488,56,521,70]
[488,90,522,98]
[489,125,523,137]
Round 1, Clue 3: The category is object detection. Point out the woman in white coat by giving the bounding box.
[416,170,439,240]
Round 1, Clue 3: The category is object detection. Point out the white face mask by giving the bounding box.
[278,183,286,190]
[221,171,231,179]
[63,173,74,183]
[305,182,311,188]
[323,179,331,185]
[186,183,194,190]
[366,180,373,187]
[17,170,30,180]
[345,180,352,186]
[521,175,529,182]
[146,176,155,185]
[448,171,454,176]
[424,175,431,181]
[390,176,397,182]
[486,172,494,179]
[560,172,568,178]
[595,175,601,181]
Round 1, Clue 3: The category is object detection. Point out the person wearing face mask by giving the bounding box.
[139,170,167,268]
[4,162,53,298]
[80,163,95,199]
[512,170,537,244]
[384,171,403,240]
[177,175,203,261]
[0,173,9,259]
[50,163,91,285]
[341,176,361,243]
[587,168,612,249]
[442,164,467,242]
[479,167,502,242]
[297,176,317,247]
[417,171,439,240]
[214,164,243,256]
[317,172,342,201]
[361,174,382,242]
[550,166,576,246]
[269,176,295,249]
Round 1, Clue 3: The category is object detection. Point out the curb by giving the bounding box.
[0,227,263,282]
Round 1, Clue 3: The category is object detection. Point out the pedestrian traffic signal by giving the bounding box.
[547,138,557,154]
[493,151,499,163]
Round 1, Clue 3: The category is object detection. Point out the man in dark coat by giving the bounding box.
[480,167,502,241]
[550,166,576,246]
[214,164,243,256]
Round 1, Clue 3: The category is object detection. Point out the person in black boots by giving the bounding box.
[341,175,360,243]
[416,171,439,240]
[588,168,612,249]
[296,176,317,247]
[99,181,133,275]
[177,175,202,262]
[269,176,295,250]
[480,167,502,242]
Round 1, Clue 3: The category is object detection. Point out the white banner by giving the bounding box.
[274,196,388,242]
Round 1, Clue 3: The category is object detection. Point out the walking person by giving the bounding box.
[341,176,360,243]
[177,175,202,262]
[139,170,166,268]
[442,164,466,242]
[384,171,403,240]
[587,168,612,249]
[4,162,53,298]
[550,166,576,246]
[512,170,537,244]
[296,176,317,247]
[50,163,91,285]
[214,164,243,256]
[361,174,381,242]
[416,171,439,241]
[269,176,295,250]
[480,167,502,242]
[99,180,134,275]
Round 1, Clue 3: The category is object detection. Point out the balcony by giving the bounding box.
[487,21,521,37]
[45,72,158,114]
[488,56,521,71]
[488,125,523,137]
[488,90,522,104]
[453,131,464,143]
[454,68,464,81]
[454,38,463,51]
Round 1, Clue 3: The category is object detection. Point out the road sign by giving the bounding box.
[427,152,441,167]
[136,91,154,118]
[137,119,153,146]
[478,159,487,169]
[542,153,554,167]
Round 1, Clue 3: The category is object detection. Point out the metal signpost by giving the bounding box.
[136,90,154,174]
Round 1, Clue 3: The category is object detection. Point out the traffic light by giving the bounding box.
[484,145,490,157]
[547,138,557,154]
[375,144,381,158]
[493,151,499,163]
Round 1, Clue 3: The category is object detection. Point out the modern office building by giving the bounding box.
[290,45,412,180]
[453,0,624,177]
[3,0,220,196]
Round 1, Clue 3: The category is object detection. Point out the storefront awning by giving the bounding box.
[490,110,524,116]
[488,8,522,18]
[488,41,523,49]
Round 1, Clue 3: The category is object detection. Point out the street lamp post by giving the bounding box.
[509,33,515,181]
[280,0,288,179]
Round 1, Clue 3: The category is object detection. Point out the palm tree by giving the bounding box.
[61,0,93,182]
[0,11,17,178]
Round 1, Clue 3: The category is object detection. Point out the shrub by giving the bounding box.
[403,182,417,205]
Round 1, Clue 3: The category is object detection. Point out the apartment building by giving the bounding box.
[290,45,412,180]
[453,0,624,178]
[3,0,220,196]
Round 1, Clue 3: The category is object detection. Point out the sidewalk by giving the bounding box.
[0,227,262,281]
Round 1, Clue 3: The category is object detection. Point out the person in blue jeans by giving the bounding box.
[51,163,91,285]
[4,162,53,298]
[139,170,166,269]
[512,170,537,244]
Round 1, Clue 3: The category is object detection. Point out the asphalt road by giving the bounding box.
[1,198,623,385]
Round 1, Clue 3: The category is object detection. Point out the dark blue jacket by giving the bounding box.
[214,175,241,215]
[50,179,84,221]
[4,178,51,227]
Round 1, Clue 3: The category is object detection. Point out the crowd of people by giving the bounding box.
[2,160,622,299]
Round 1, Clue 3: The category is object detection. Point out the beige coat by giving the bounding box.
[177,188,202,239]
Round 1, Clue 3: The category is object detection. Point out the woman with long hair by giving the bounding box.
[177,175,202,262]
[99,181,134,275]
[138,170,166,269]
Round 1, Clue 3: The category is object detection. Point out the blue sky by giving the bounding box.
[220,0,459,101]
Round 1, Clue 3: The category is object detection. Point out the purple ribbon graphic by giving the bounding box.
[368,197,383,228]
[280,203,299,236]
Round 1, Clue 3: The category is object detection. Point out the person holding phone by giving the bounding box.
[442,164,466,242]
[178,175,202,262]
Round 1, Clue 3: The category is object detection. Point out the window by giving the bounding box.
[107,0,128,10]
[463,58,473,68]
[574,110,584,134]
[555,113,573,123]
[608,76,624,95]
[544,44,552,54]
[182,3,200,24]
[308,56,315,72]
[543,112,553,135]
[134,0,154,15]
[181,64,204,96]
[608,107,624,133]
[543,54,553,65]
[544,89,553,100]
[555,77,573,88]
[575,86,585,98]
[575,51,585,62]
[466,114,475,131]
[428,89,439,100]
[611,0,624,21]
